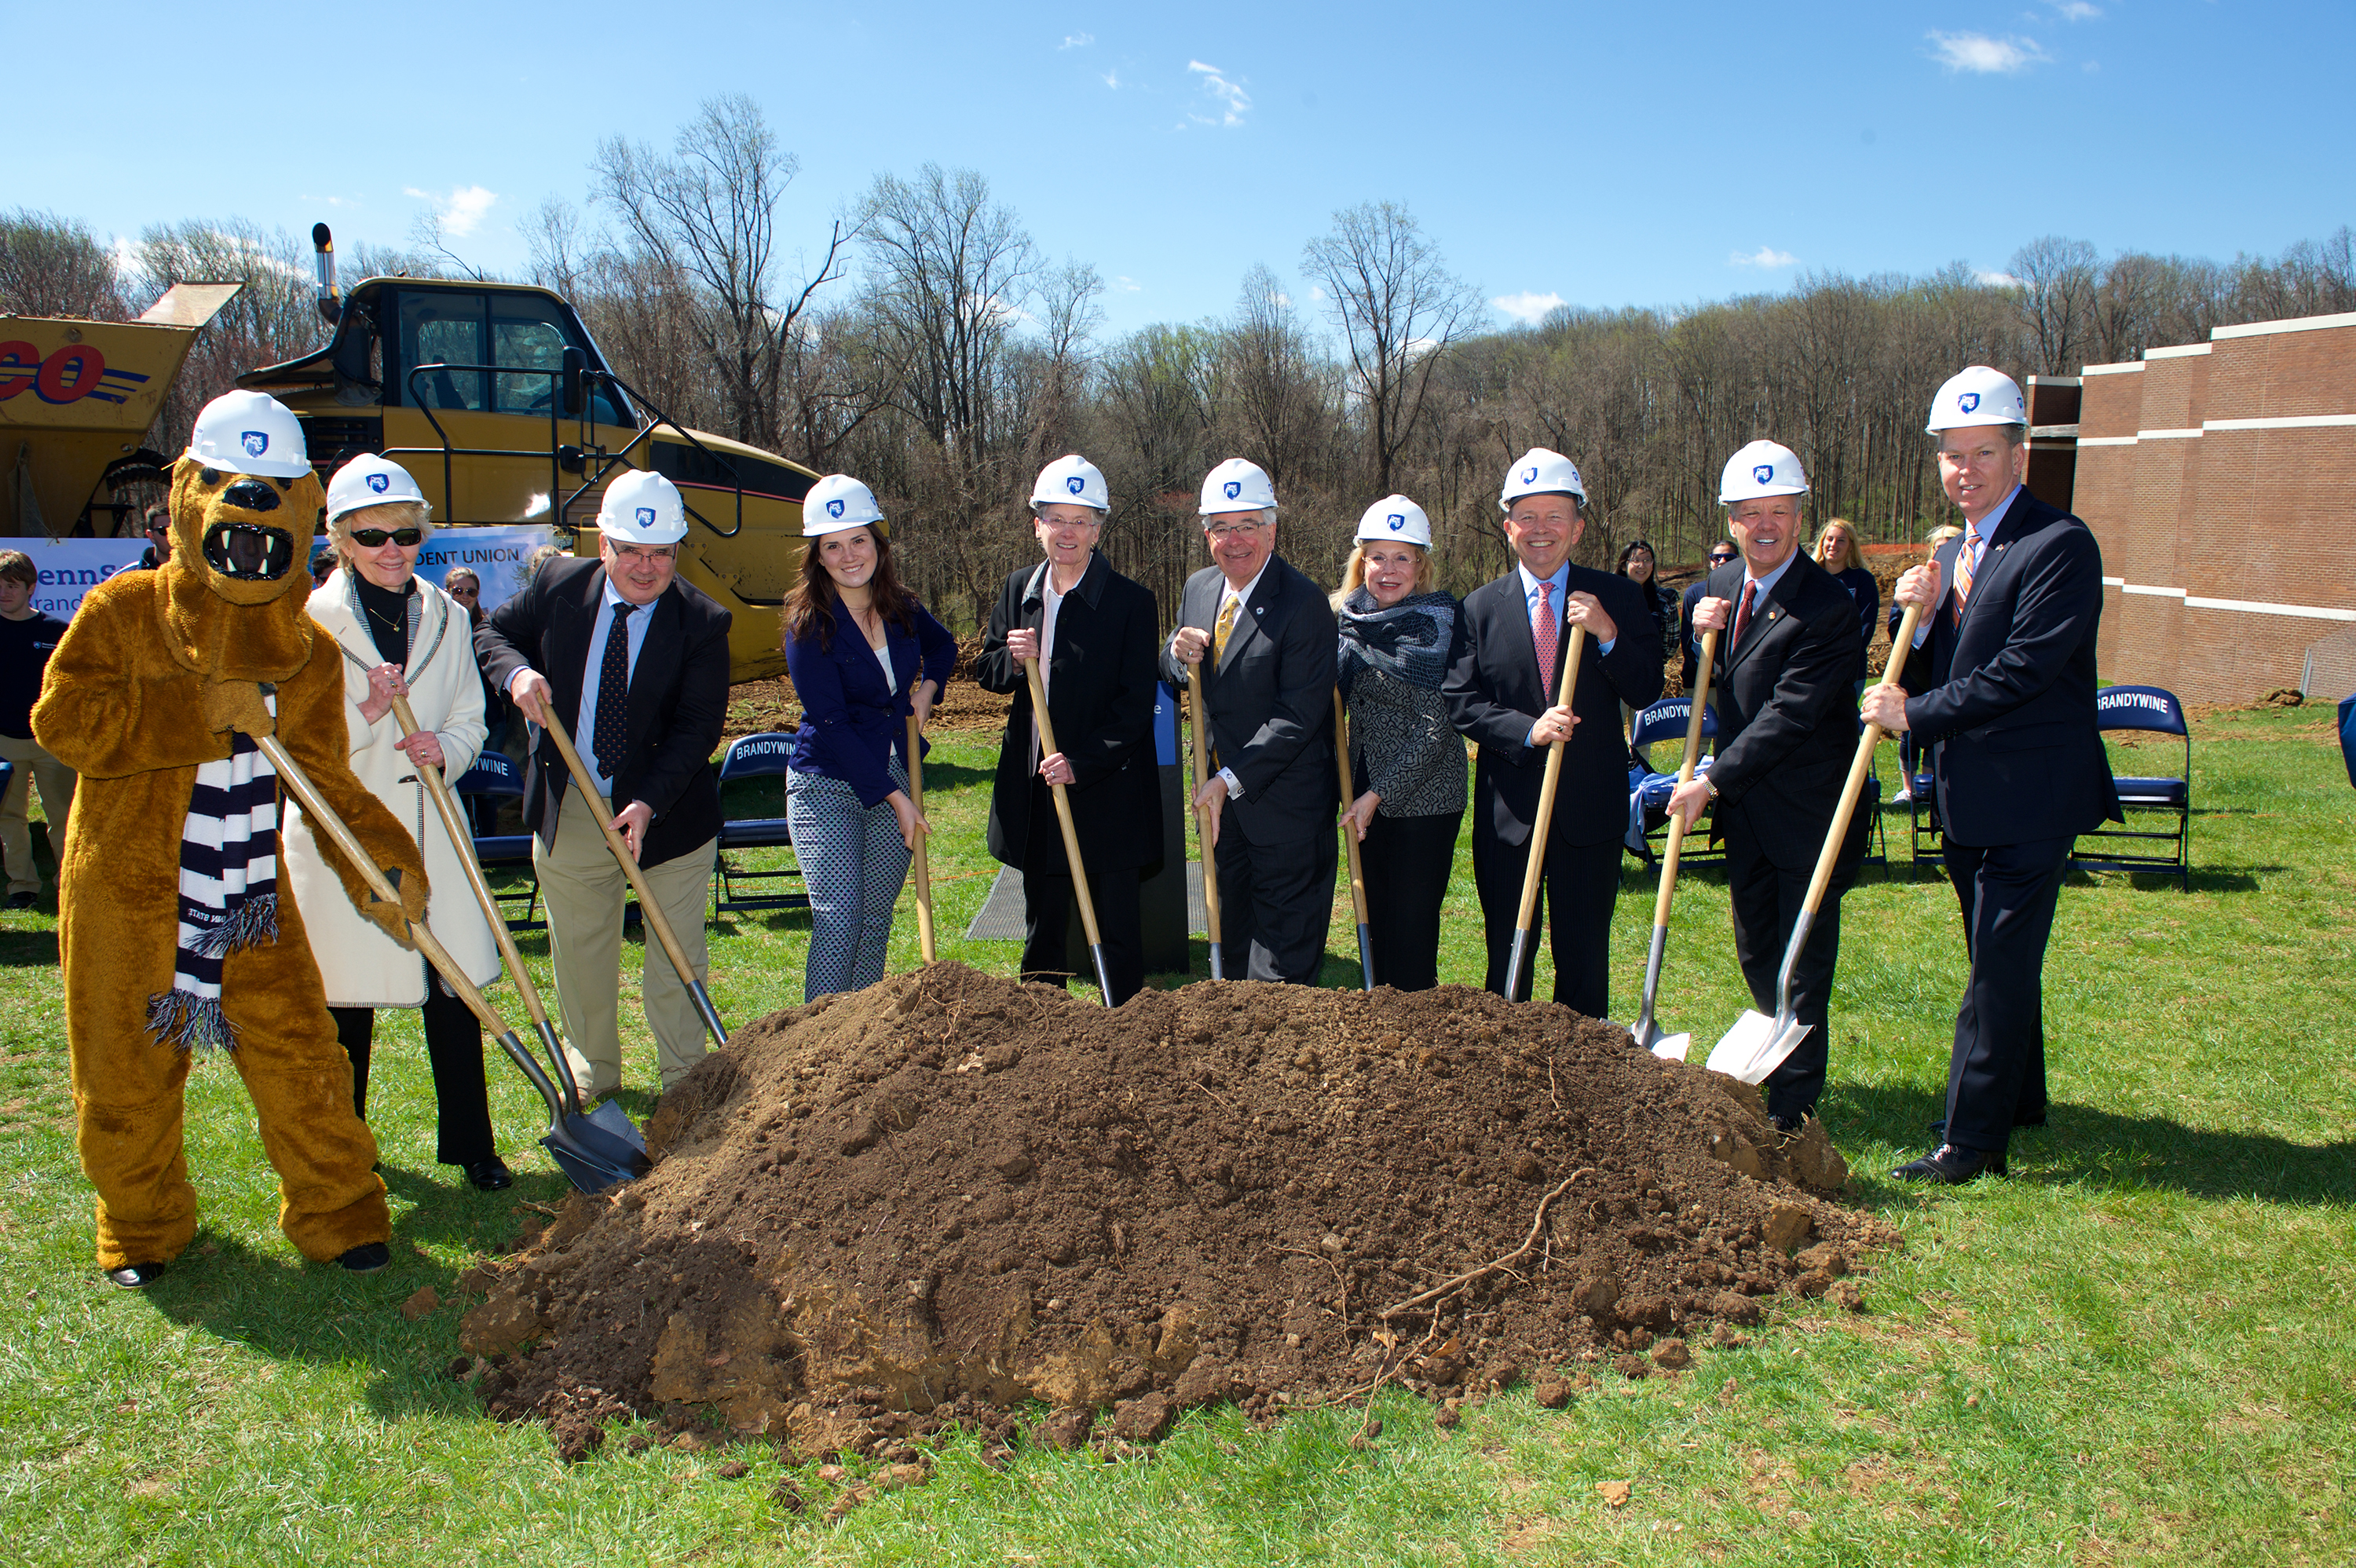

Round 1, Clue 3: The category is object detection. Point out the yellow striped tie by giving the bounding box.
[1213,594,1240,664]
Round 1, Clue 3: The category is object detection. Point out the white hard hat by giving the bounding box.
[184,389,311,479]
[1500,447,1586,511]
[326,453,430,524]
[1926,366,2028,433]
[804,473,885,537]
[1355,494,1432,548]
[1031,454,1110,514]
[1718,440,1809,504]
[597,469,689,545]
[1198,457,1277,517]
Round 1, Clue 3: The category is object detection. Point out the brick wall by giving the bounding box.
[2071,311,2356,704]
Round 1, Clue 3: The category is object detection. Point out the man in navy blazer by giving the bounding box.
[476,471,731,1097]
[1863,367,2120,1183]
[1668,442,1872,1130]
[1446,448,1661,1014]
[1161,458,1337,983]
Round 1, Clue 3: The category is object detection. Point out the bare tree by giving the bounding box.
[2008,236,2099,375]
[132,219,324,458]
[592,94,851,449]
[0,208,127,319]
[1302,202,1483,492]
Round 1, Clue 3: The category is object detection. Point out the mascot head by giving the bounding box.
[159,391,327,679]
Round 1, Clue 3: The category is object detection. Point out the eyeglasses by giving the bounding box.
[1205,523,1266,543]
[349,528,424,547]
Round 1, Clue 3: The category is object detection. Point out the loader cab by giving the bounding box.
[386,286,631,428]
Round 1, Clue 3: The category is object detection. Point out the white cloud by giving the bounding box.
[1060,31,1093,48]
[1492,290,1565,325]
[1103,69,1121,88]
[1729,246,1798,269]
[2049,1,2100,20]
[1928,31,2051,74]
[1305,285,1325,303]
[1975,269,2024,287]
[1114,275,1142,293]
[406,184,498,237]
[1187,60,1251,126]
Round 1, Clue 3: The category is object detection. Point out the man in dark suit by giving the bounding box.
[1862,367,2120,1183]
[1159,457,1337,983]
[1666,442,1871,1130]
[1446,448,1661,1014]
[1681,542,1740,691]
[476,470,731,1097]
[974,455,1163,1004]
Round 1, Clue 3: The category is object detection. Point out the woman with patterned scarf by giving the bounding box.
[1333,496,1467,991]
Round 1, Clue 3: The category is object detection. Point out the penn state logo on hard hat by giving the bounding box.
[1066,475,1085,495]
[367,473,390,495]
[827,498,846,519]
[1386,514,1406,531]
[241,431,269,458]
[1224,481,1242,500]
[1521,466,1538,484]
[635,507,656,527]
[1753,464,1774,485]
[1959,392,1981,414]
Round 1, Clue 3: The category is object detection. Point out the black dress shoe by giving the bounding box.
[1769,1113,1804,1136]
[106,1261,165,1289]
[337,1241,391,1273]
[465,1157,514,1193]
[1893,1143,2007,1184]
[7,892,35,910]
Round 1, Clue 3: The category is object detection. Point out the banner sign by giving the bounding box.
[408,525,554,614]
[21,537,148,620]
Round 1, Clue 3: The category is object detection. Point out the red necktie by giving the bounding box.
[1531,582,1558,694]
[1952,525,1983,626]
[1732,579,1758,646]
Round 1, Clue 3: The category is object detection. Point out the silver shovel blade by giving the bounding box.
[584,1096,647,1153]
[1649,1033,1692,1062]
[1707,1011,1813,1085]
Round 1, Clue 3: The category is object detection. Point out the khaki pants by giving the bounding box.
[533,782,715,1096]
[0,733,75,897]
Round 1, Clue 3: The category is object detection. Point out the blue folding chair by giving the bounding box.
[453,750,543,930]
[712,731,808,916]
[1625,697,1719,864]
[2072,684,2191,886]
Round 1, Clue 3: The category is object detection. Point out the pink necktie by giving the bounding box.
[1532,582,1558,695]
[1952,526,1983,626]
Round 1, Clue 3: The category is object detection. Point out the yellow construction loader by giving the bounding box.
[236,226,813,681]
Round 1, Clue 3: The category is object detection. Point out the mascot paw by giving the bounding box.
[360,865,423,948]
[200,678,276,737]
[337,1241,390,1273]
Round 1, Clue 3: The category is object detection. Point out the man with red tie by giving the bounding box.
[1862,367,2120,1183]
[1666,442,1872,1131]
[1445,449,1660,1014]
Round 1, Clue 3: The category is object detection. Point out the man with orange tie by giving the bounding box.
[1862,367,2119,1184]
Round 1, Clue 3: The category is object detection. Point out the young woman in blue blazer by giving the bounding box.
[781,476,957,997]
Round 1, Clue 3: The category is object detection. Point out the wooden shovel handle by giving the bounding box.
[1333,689,1370,927]
[905,713,935,962]
[1802,601,1923,915]
[1184,663,1224,949]
[537,707,707,1003]
[1024,657,1104,948]
[1514,625,1589,932]
[1651,627,1720,927]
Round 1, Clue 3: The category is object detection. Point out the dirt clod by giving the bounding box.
[1532,1377,1575,1410]
[400,1285,441,1321]
[466,967,1882,1461]
[1652,1336,1692,1370]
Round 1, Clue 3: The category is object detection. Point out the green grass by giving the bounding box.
[2,707,2351,1564]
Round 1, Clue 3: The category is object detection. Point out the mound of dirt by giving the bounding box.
[463,965,1892,1462]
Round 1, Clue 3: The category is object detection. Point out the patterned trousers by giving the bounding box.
[786,761,911,1000]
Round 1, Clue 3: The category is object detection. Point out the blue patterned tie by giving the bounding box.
[593,603,634,779]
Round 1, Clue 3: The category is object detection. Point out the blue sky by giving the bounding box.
[16,1,2348,338]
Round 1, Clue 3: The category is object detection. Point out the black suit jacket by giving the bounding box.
[1897,488,2120,846]
[1157,554,1337,845]
[476,556,732,868]
[974,552,1165,871]
[1697,554,1869,871]
[1445,562,1663,850]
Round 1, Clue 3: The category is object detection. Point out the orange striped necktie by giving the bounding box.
[1952,525,1984,627]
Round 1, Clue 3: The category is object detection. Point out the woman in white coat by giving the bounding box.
[284,455,510,1190]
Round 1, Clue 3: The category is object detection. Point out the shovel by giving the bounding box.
[1504,625,1589,1002]
[389,696,647,1163]
[1706,601,1923,1084]
[1185,663,1227,980]
[1023,657,1117,1005]
[256,729,648,1193]
[1630,627,1720,1061]
[905,714,936,963]
[1332,688,1374,991]
[538,707,730,1048]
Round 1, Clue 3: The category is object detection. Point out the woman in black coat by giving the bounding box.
[1814,517,1880,685]
[971,456,1164,1004]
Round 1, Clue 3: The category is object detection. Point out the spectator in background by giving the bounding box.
[444,566,507,731]
[309,548,338,590]
[1681,542,1740,691]
[0,550,74,909]
[1890,524,1963,803]
[1814,518,1880,684]
[1615,540,1679,660]
[136,506,172,570]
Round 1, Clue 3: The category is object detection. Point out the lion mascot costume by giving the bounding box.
[34,390,430,1288]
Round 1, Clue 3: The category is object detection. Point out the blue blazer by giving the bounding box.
[783,599,958,808]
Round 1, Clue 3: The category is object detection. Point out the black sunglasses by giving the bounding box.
[349,528,424,547]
